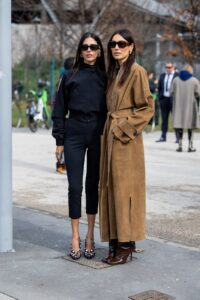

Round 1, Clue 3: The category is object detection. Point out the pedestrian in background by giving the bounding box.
[59,57,74,78]
[12,80,24,128]
[148,71,159,127]
[171,64,200,152]
[156,62,178,142]
[52,32,107,260]
[99,29,154,265]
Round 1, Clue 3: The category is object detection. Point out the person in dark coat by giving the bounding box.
[156,62,178,142]
[52,32,107,260]
[148,72,159,127]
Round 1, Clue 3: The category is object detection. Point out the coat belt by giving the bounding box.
[104,108,133,186]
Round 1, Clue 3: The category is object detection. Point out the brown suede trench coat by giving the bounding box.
[99,62,154,243]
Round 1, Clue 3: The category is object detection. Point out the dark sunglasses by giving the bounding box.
[108,40,130,49]
[81,44,100,51]
[165,66,173,69]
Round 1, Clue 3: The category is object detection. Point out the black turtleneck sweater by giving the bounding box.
[52,63,107,145]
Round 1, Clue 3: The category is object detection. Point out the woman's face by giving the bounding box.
[81,37,100,65]
[109,34,133,65]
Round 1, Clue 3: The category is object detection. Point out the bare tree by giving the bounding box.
[12,0,168,67]
[162,0,200,65]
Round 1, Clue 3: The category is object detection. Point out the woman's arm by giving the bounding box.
[194,78,200,99]
[52,75,69,146]
[112,67,154,142]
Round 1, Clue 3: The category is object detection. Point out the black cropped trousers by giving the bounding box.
[64,114,104,219]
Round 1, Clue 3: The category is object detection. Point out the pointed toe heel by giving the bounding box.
[131,241,144,253]
[70,238,81,260]
[107,246,132,265]
[84,238,95,259]
[102,239,118,264]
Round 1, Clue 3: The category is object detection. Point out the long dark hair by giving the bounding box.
[73,32,106,73]
[107,29,136,87]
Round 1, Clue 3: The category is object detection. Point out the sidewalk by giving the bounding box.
[1,128,199,300]
[12,128,200,248]
[0,206,199,300]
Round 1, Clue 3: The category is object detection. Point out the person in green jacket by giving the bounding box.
[30,79,50,123]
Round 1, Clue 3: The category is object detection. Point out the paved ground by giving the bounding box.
[0,207,200,300]
[13,128,200,248]
[0,128,200,300]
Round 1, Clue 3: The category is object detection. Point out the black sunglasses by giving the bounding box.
[81,44,100,51]
[108,40,130,49]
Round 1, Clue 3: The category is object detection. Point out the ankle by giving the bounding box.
[118,242,131,248]
[72,236,80,241]
[71,237,80,248]
[84,237,95,259]
[85,234,94,241]
[85,237,94,249]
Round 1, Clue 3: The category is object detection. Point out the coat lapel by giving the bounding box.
[115,63,137,110]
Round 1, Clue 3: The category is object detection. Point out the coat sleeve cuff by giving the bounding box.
[112,126,130,143]
[118,119,137,139]
[56,139,64,146]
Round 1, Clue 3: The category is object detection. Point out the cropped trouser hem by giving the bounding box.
[70,215,81,220]
[86,209,98,215]
[69,211,97,219]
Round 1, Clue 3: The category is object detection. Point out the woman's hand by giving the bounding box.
[55,145,64,162]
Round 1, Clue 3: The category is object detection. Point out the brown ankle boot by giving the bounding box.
[106,246,132,265]
[102,239,118,263]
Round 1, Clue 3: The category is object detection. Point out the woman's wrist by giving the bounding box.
[56,139,64,146]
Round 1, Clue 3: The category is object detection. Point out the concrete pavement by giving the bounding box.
[1,128,200,300]
[0,206,199,300]
[12,128,200,248]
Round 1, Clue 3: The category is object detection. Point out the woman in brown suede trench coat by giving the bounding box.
[99,29,154,265]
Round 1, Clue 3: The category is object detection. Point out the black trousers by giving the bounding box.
[64,115,104,219]
[176,128,193,141]
[159,97,173,139]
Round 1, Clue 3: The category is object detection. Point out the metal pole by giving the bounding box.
[50,57,55,103]
[155,34,161,79]
[0,0,13,252]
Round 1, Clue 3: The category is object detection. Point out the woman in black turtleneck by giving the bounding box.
[52,32,107,260]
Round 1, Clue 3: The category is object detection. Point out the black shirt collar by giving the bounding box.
[80,61,97,70]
